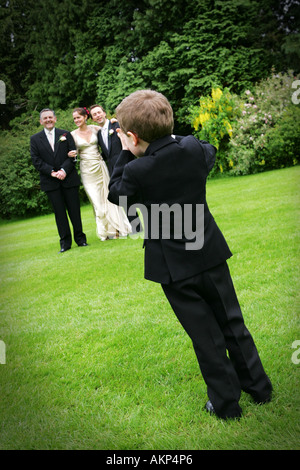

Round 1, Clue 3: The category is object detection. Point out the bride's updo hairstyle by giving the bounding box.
[73,107,90,119]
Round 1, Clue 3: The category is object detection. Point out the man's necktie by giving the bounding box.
[48,131,54,151]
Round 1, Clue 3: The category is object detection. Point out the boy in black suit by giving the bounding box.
[30,109,87,253]
[108,90,272,419]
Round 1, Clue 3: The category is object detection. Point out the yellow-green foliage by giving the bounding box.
[190,87,240,174]
[189,72,300,176]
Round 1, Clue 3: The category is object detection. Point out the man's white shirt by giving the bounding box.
[101,120,109,149]
[45,128,55,151]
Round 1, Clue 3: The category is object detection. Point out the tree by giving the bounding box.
[0,0,36,127]
[25,0,92,109]
[94,0,300,128]
[1,0,298,130]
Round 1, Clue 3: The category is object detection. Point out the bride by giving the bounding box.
[69,107,131,241]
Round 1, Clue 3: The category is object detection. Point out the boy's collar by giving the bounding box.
[144,135,176,156]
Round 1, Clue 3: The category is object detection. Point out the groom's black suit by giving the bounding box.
[97,120,122,176]
[98,120,141,233]
[30,128,86,250]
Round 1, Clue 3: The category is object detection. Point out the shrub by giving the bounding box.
[228,71,299,175]
[189,87,241,175]
[263,105,300,169]
[0,111,51,219]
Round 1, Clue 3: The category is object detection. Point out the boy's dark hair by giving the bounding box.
[116,90,174,142]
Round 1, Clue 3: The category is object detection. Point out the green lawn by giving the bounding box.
[0,167,299,450]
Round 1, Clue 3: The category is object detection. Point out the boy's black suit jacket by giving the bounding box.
[30,128,80,192]
[97,121,122,175]
[108,135,232,284]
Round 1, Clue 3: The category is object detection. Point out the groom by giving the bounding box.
[90,104,122,175]
[90,104,141,233]
[30,108,87,253]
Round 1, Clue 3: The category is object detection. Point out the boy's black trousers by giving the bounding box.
[161,261,272,419]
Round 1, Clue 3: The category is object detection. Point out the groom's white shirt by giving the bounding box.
[100,119,109,149]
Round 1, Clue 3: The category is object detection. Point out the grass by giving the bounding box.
[0,166,299,450]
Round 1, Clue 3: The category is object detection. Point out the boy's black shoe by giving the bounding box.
[204,400,242,420]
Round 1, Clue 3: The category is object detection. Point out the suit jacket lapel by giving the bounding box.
[53,128,67,159]
[98,127,108,158]
[53,128,60,157]
[107,121,112,156]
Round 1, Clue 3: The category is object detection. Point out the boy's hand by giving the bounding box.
[116,128,130,150]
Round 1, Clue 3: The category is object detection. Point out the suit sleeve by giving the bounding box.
[60,131,77,174]
[174,135,217,174]
[30,135,53,176]
[111,122,122,151]
[198,140,217,173]
[108,150,140,207]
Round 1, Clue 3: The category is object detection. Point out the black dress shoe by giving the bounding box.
[78,242,88,247]
[250,392,272,404]
[243,385,272,404]
[58,247,71,253]
[204,400,241,420]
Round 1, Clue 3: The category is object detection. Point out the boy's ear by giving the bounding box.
[127,131,139,147]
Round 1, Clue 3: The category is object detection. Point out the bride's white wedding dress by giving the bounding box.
[71,125,131,240]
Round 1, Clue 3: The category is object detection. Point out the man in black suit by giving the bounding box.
[90,104,122,176]
[90,104,141,233]
[108,90,272,420]
[30,108,87,253]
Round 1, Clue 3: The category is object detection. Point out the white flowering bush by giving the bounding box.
[228,71,299,175]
